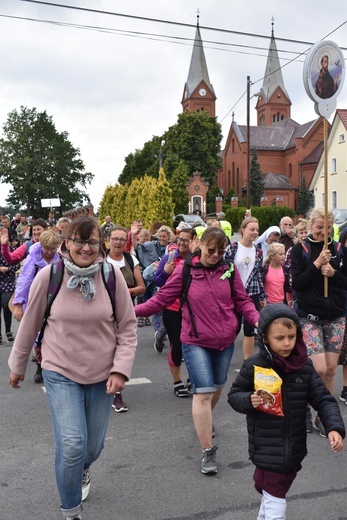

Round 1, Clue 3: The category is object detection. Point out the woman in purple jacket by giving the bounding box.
[136,227,259,475]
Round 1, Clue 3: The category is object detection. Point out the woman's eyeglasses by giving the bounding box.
[177,238,190,244]
[70,238,101,249]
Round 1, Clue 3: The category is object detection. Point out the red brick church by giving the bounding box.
[182,21,326,210]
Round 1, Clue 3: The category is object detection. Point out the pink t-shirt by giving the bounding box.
[265,265,285,303]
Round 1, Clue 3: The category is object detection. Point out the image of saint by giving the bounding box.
[315,54,339,99]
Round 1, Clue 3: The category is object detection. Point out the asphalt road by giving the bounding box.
[1,315,347,520]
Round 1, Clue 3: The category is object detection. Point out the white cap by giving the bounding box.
[176,221,192,231]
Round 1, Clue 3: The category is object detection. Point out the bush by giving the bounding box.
[225,206,295,235]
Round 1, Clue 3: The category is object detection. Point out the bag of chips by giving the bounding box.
[254,366,284,416]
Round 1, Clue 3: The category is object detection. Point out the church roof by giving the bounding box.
[185,25,215,97]
[237,118,318,150]
[263,171,296,190]
[261,31,291,103]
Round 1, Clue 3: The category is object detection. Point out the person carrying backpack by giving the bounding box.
[107,225,145,412]
[8,216,137,520]
[291,207,347,436]
[135,227,259,475]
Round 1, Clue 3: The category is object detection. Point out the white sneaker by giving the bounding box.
[82,467,91,501]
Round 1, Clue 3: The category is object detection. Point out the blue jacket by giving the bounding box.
[13,242,60,308]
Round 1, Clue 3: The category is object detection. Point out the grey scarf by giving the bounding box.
[64,258,101,302]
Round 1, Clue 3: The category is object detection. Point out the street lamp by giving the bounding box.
[246,76,260,209]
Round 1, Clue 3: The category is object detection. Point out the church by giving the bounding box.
[182,20,326,210]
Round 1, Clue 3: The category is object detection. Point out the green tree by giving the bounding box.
[152,168,175,224]
[163,111,222,188]
[169,160,190,214]
[0,106,93,215]
[250,148,265,206]
[296,176,312,216]
[118,111,222,211]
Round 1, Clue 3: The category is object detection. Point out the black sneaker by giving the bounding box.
[313,416,327,438]
[82,468,90,501]
[339,389,347,404]
[154,331,164,354]
[212,424,216,438]
[174,382,190,398]
[201,446,218,474]
[34,364,43,384]
[145,318,151,326]
[306,408,313,433]
[112,392,128,412]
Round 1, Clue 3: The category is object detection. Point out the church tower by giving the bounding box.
[182,15,216,116]
[256,22,291,126]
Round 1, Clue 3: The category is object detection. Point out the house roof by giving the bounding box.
[337,109,347,131]
[263,171,297,190]
[236,118,319,150]
[185,25,215,97]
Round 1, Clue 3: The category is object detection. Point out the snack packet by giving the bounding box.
[254,366,284,416]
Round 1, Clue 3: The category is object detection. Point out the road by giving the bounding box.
[1,315,347,520]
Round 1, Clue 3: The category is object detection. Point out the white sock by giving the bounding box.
[262,490,286,519]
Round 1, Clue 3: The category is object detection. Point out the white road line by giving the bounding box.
[41,376,152,393]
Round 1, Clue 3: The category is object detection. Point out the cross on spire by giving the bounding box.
[271,16,275,36]
[197,8,200,27]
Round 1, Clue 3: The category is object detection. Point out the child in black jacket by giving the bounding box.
[228,303,345,520]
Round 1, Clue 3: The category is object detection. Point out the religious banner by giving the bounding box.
[303,40,345,118]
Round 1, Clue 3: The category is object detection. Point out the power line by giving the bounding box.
[20,1,347,49]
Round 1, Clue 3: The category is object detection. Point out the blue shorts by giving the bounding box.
[182,343,234,393]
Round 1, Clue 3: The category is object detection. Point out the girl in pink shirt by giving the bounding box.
[263,243,293,306]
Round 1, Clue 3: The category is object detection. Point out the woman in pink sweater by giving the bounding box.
[8,216,137,520]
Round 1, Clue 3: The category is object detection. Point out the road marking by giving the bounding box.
[40,376,152,393]
[127,377,152,385]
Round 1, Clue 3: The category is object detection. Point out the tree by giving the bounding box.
[0,106,93,216]
[296,176,312,216]
[118,111,222,210]
[169,160,190,214]
[250,148,265,206]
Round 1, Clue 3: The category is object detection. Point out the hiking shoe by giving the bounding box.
[145,318,151,326]
[313,416,327,438]
[154,331,164,354]
[137,317,144,327]
[112,392,128,412]
[212,424,216,438]
[82,467,91,501]
[306,408,313,433]
[174,382,190,398]
[339,389,347,404]
[201,446,218,474]
[6,331,14,342]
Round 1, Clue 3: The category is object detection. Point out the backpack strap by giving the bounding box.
[101,261,116,317]
[123,251,134,271]
[36,259,64,347]
[180,262,199,339]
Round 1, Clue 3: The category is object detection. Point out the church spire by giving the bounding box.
[256,20,291,126]
[181,17,216,116]
[261,21,290,102]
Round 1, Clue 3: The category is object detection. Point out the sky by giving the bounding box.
[0,0,346,213]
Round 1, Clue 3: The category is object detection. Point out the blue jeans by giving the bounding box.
[43,370,113,516]
[182,343,234,393]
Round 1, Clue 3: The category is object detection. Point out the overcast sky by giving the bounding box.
[0,0,346,212]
